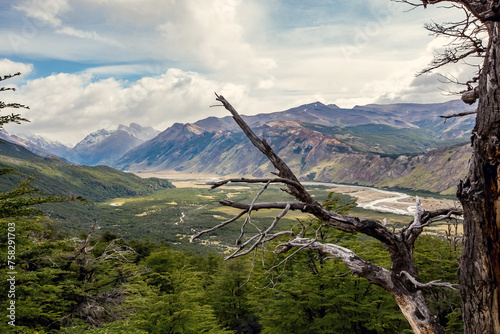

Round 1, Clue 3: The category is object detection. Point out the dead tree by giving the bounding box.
[192,94,461,334]
[397,1,500,332]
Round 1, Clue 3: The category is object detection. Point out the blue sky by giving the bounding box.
[0,0,475,145]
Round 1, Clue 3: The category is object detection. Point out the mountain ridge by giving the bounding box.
[115,99,474,195]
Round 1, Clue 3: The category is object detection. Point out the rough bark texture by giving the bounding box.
[457,20,500,334]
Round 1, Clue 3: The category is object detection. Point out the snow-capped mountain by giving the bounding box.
[20,133,72,157]
[64,123,159,166]
[0,131,71,158]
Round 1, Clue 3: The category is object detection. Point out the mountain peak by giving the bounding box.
[64,123,160,166]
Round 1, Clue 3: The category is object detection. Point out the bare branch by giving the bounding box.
[439,110,477,119]
[236,180,272,245]
[225,203,292,260]
[403,197,463,244]
[190,209,247,242]
[211,94,398,247]
[277,237,393,289]
[218,199,307,211]
[198,95,458,332]
[214,93,314,204]
[208,177,302,190]
[400,271,460,290]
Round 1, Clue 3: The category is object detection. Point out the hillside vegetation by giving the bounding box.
[0,141,173,202]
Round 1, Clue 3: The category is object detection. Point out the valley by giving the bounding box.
[77,170,461,251]
[0,99,469,249]
[3,99,475,196]
[0,104,466,333]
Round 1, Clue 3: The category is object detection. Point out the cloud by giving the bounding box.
[55,26,121,47]
[0,59,33,78]
[83,0,276,85]
[13,0,119,49]
[2,0,476,143]
[9,0,275,87]
[14,0,70,28]
[4,68,273,145]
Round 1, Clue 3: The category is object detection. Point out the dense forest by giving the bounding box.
[0,180,463,333]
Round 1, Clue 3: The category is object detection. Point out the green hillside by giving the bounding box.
[0,140,174,202]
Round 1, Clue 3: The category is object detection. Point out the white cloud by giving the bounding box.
[4,68,272,145]
[86,0,277,85]
[10,0,276,87]
[55,26,121,47]
[2,0,479,144]
[13,0,119,49]
[0,59,33,78]
[14,0,70,28]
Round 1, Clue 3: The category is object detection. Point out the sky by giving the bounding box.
[0,0,477,146]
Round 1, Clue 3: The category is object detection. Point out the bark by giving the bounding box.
[457,19,500,334]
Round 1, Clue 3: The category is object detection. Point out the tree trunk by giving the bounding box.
[389,245,446,334]
[458,21,500,333]
[393,291,445,334]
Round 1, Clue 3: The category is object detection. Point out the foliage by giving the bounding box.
[0,208,464,333]
[0,72,29,129]
[0,174,84,218]
[414,235,463,333]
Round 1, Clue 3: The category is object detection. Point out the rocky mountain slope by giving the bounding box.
[115,100,475,195]
[64,123,159,166]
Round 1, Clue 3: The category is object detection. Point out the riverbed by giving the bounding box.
[133,171,461,217]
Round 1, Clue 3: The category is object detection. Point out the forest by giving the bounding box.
[0,174,463,333]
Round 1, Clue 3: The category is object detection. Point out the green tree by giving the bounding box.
[208,258,261,333]
[248,194,409,334]
[93,247,232,334]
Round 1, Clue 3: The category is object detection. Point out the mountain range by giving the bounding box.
[2,100,476,195]
[114,100,474,195]
[0,131,71,158]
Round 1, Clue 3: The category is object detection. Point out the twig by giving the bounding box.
[400,271,459,290]
[439,110,477,119]
[236,180,272,245]
[226,203,292,260]
[190,209,247,242]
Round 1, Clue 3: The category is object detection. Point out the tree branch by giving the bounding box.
[403,197,463,245]
[277,237,393,289]
[225,203,292,260]
[208,177,302,190]
[400,271,460,290]
[190,209,247,242]
[439,110,477,119]
[214,93,314,204]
